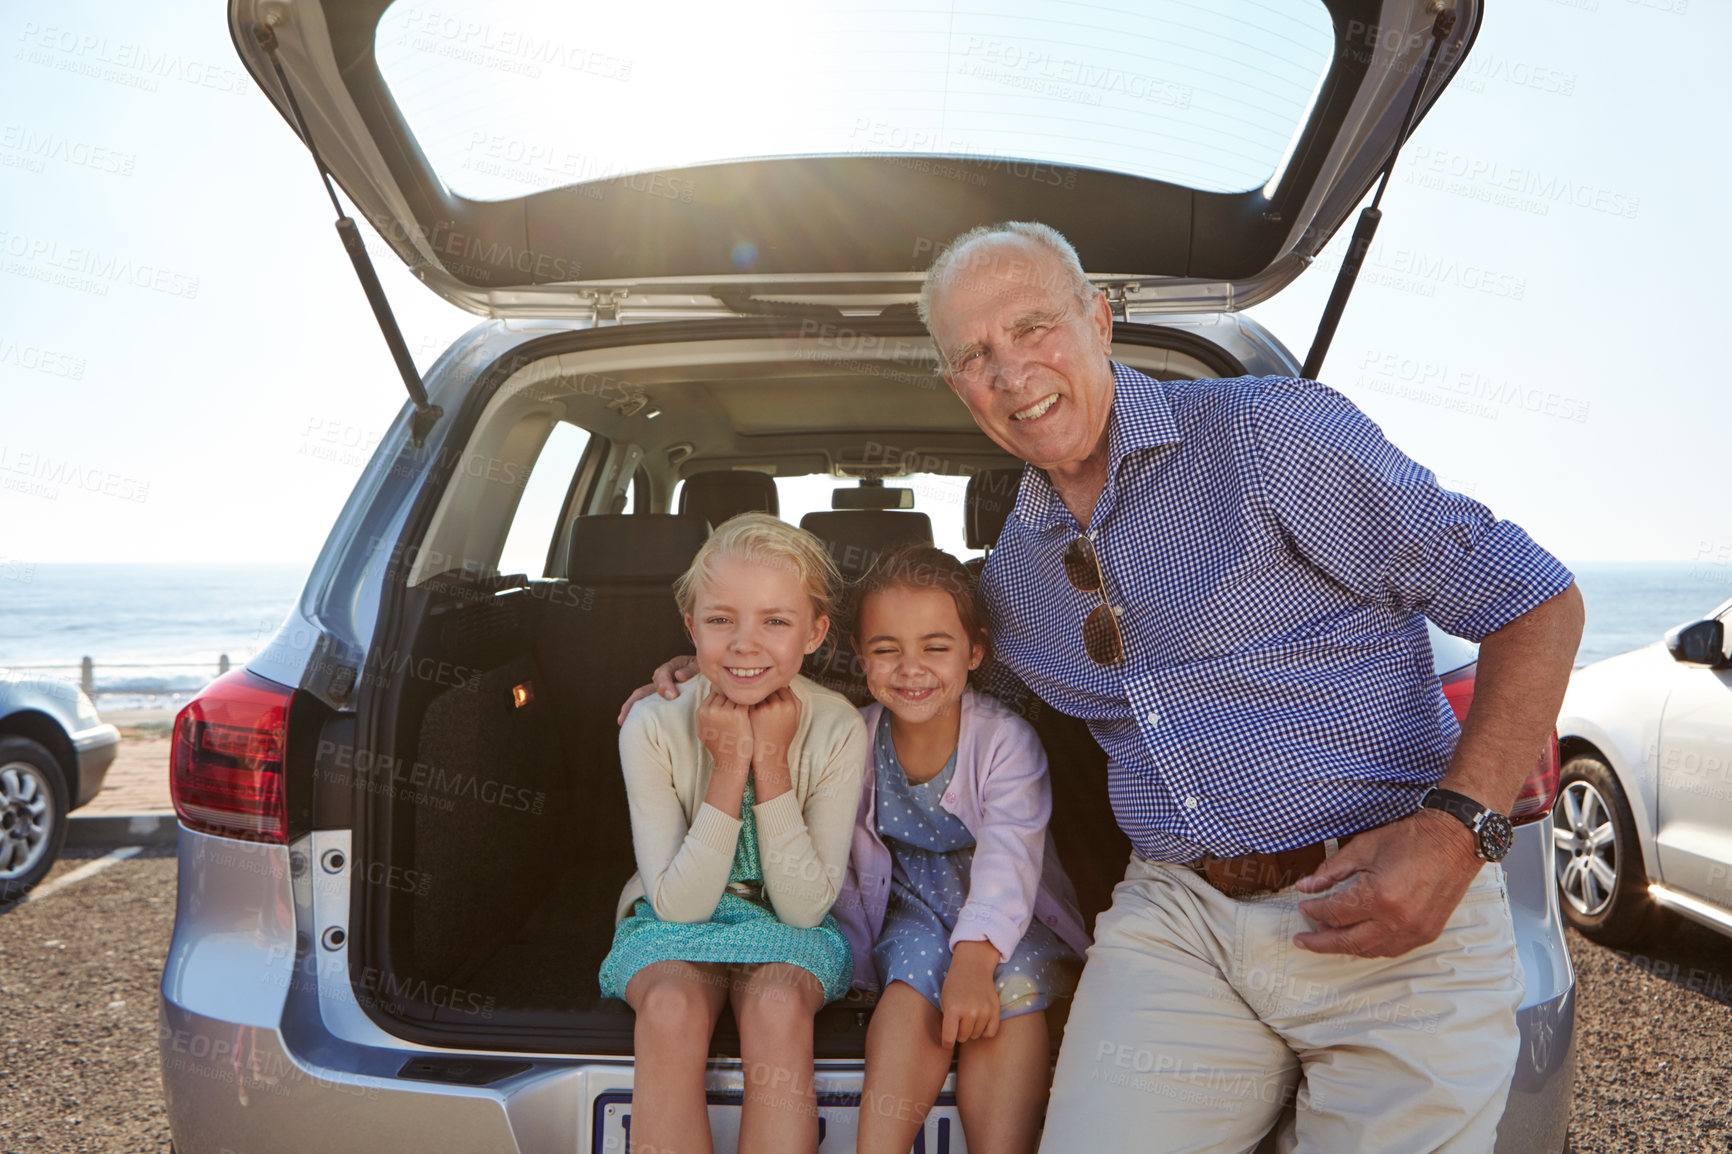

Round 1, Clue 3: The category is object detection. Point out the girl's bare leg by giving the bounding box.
[857,981,954,1154]
[956,1010,1050,1154]
[624,961,730,1154]
[731,962,826,1154]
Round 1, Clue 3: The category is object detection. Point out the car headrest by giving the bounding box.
[965,467,1023,550]
[798,510,934,581]
[566,514,710,584]
[678,470,779,529]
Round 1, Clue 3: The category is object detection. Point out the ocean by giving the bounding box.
[0,561,1725,714]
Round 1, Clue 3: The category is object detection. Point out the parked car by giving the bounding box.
[161,1,1574,1150]
[1552,596,1732,947]
[0,670,120,900]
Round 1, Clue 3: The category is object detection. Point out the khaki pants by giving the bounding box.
[1039,854,1523,1153]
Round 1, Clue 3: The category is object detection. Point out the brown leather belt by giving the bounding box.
[1190,835,1350,899]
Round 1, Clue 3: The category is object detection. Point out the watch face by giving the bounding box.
[1478,813,1515,862]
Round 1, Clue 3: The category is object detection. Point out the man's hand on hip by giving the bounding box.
[1291,808,1483,957]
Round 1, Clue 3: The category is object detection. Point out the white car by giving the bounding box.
[1553,596,1732,944]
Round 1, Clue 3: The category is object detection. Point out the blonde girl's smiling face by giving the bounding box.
[857,584,985,727]
[684,554,829,705]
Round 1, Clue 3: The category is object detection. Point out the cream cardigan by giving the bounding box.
[613,673,867,930]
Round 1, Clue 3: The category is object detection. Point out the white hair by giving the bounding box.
[916,220,1097,329]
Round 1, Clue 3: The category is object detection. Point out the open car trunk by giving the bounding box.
[365,568,1129,1056]
[344,321,1250,1055]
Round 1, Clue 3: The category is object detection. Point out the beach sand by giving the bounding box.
[82,708,173,815]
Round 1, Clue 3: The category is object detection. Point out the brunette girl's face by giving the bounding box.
[856,584,985,727]
[685,555,828,705]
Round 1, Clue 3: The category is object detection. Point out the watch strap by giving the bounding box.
[1421,786,1493,829]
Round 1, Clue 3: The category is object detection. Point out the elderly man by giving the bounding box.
[632,220,1583,1152]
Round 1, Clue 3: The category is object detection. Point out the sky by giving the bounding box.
[0,0,1724,570]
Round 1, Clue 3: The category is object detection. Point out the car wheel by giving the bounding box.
[1551,754,1653,945]
[0,736,71,902]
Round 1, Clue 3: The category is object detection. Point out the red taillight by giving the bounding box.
[1439,664,1559,826]
[170,669,292,842]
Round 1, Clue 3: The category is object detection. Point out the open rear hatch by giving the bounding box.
[229,0,1481,319]
[226,0,1485,1052]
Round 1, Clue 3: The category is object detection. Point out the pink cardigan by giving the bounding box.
[834,688,1092,991]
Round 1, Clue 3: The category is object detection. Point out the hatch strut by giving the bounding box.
[252,22,443,447]
[1301,6,1457,381]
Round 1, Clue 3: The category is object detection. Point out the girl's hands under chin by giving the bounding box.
[696,690,753,773]
[748,687,801,762]
[747,688,801,784]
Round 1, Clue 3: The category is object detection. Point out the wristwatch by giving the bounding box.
[1419,787,1514,862]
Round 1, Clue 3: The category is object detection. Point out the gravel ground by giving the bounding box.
[0,847,176,1154]
[2,846,1729,1152]
[1565,918,1732,1154]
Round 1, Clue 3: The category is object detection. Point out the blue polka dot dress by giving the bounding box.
[598,776,853,1003]
[869,711,1080,1018]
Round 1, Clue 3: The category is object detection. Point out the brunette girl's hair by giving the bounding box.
[847,542,991,666]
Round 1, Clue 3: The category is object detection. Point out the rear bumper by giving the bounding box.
[72,722,120,808]
[160,823,1575,1153]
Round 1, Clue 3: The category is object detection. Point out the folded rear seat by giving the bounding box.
[528,514,711,981]
[796,510,935,702]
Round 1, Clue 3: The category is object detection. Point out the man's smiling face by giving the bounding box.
[927,235,1115,478]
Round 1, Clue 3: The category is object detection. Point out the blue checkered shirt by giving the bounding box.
[980,363,1574,863]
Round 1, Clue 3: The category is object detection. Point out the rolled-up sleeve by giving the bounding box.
[1250,378,1575,643]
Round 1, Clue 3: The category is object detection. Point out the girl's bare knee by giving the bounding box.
[734,965,820,1052]
[630,965,723,1052]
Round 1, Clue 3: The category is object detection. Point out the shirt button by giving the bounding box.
[1145,710,1160,727]
[1184,796,1198,809]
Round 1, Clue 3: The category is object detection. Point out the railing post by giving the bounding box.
[219,653,230,676]
[80,656,94,697]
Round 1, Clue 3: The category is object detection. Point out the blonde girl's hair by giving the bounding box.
[673,512,841,623]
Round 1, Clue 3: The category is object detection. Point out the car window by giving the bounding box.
[498,421,593,577]
[373,0,1336,201]
[777,473,982,563]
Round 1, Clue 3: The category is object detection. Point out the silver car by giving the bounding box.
[0,669,119,900]
[161,1,1574,1150]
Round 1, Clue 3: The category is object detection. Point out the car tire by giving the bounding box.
[0,736,71,902]
[1551,754,1654,946]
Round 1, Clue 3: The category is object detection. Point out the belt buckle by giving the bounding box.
[725,880,764,901]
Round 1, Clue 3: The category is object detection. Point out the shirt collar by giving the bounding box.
[1012,360,1182,535]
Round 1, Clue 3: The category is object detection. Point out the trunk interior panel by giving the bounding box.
[360,560,1128,1056]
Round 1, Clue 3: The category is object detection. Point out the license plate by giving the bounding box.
[591,1089,963,1153]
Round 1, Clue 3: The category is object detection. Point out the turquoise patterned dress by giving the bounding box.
[598,777,854,1003]
[870,711,1081,1018]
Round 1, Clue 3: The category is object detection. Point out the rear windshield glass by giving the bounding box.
[375,0,1335,201]
[674,473,986,562]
